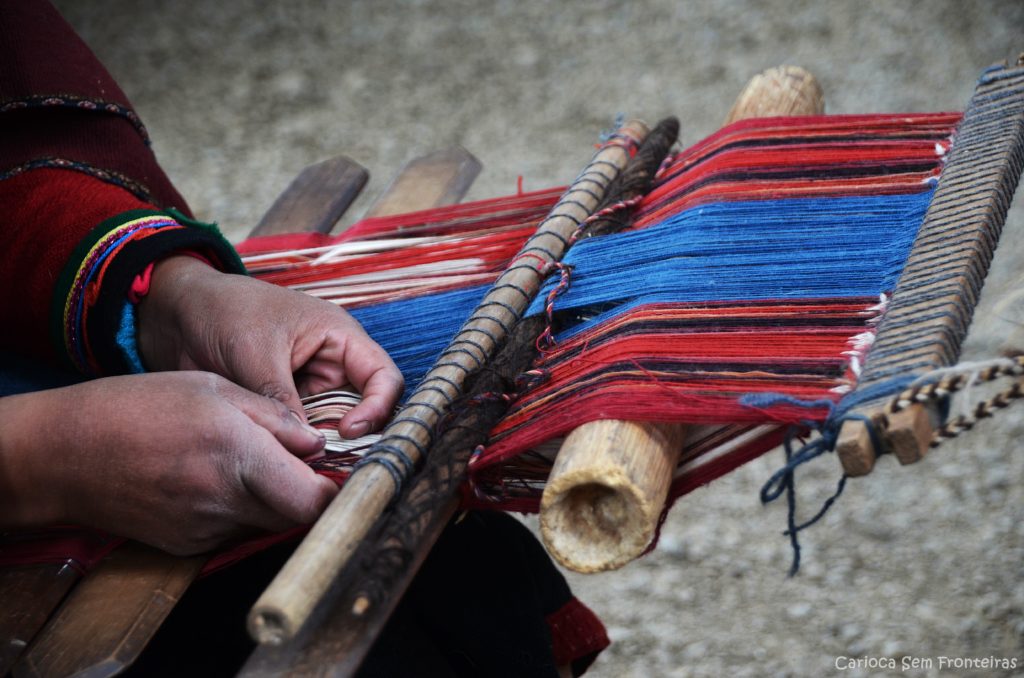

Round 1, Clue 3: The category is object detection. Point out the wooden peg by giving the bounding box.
[886,403,940,465]
[835,416,884,476]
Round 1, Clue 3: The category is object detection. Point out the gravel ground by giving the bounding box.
[56,1,1024,676]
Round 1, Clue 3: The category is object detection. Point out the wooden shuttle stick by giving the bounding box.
[540,66,825,573]
[249,120,650,645]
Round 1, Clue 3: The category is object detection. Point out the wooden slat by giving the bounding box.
[13,545,204,678]
[363,147,481,218]
[0,564,79,675]
[10,155,372,678]
[249,156,369,237]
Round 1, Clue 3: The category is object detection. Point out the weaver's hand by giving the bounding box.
[137,255,403,438]
[0,372,338,554]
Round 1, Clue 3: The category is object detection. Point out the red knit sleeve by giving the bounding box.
[0,0,244,374]
[0,171,243,374]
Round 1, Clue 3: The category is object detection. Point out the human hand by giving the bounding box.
[0,371,338,554]
[137,256,403,438]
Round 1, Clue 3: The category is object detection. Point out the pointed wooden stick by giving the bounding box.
[248,120,650,646]
[539,66,825,573]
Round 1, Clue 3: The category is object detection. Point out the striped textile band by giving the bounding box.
[51,208,244,375]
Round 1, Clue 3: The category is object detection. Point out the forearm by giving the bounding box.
[0,391,66,528]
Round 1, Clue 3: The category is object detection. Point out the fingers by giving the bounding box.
[247,368,309,425]
[336,338,404,438]
[219,378,325,458]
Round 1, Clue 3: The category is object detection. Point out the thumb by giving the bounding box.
[239,428,339,525]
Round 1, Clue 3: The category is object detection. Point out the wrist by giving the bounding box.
[136,255,216,370]
[0,391,68,527]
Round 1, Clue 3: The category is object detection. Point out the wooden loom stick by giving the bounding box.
[363,146,482,218]
[9,155,375,678]
[249,156,369,237]
[240,148,512,676]
[836,58,1024,476]
[540,65,825,573]
[248,119,650,645]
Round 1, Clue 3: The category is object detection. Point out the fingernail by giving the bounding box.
[292,410,326,445]
[347,421,370,439]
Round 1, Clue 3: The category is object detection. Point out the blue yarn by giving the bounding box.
[343,189,938,573]
[738,392,836,414]
[754,372,921,576]
[350,285,490,401]
[115,301,146,374]
[524,192,934,341]
[350,192,934,407]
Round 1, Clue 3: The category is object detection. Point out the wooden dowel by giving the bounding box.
[248,120,651,645]
[540,66,825,573]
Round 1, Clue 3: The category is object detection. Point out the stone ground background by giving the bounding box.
[56,1,1024,676]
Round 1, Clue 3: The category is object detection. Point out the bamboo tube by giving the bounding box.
[248,119,650,645]
[540,66,825,573]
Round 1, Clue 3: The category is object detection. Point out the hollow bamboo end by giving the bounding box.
[540,420,685,573]
[247,607,293,646]
[540,469,655,574]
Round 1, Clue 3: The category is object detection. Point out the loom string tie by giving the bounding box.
[352,439,419,498]
[536,262,574,353]
[757,358,1024,574]
[597,113,627,144]
[742,392,887,576]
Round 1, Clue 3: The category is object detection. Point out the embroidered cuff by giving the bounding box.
[49,208,245,375]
